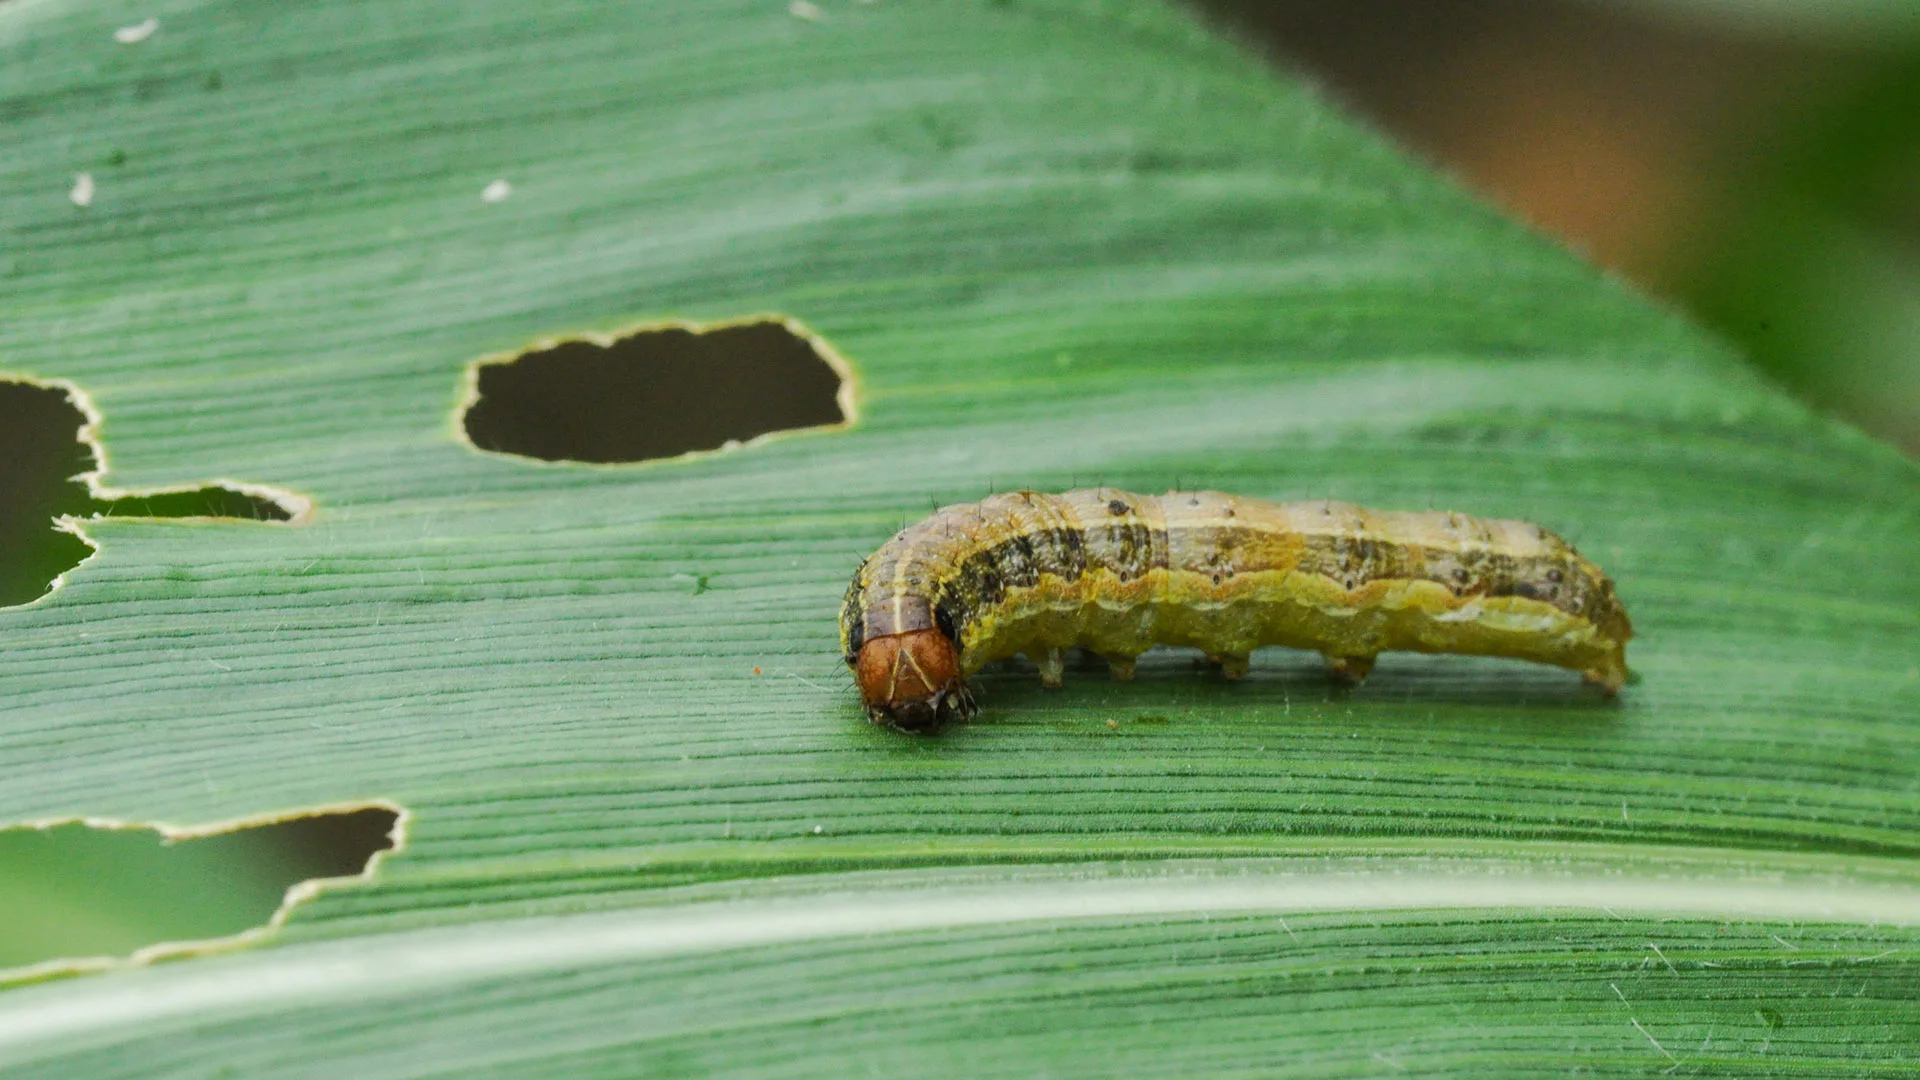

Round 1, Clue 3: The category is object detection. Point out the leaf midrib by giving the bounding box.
[3,850,1916,1058]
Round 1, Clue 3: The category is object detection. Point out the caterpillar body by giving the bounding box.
[841,489,1632,731]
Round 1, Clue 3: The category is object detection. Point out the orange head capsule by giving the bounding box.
[851,627,972,732]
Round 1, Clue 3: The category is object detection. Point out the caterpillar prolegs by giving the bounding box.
[840,490,1632,731]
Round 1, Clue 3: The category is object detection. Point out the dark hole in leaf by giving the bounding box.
[0,383,95,610]
[95,489,293,520]
[0,379,300,608]
[0,805,399,974]
[461,319,851,464]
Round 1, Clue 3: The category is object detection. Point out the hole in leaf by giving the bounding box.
[0,805,401,979]
[0,378,308,608]
[460,317,855,464]
[1,383,95,609]
[94,488,295,520]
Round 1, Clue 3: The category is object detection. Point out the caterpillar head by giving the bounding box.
[850,628,973,732]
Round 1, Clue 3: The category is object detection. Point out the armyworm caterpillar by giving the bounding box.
[841,490,1631,731]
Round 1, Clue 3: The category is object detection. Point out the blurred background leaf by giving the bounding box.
[1206,0,1920,453]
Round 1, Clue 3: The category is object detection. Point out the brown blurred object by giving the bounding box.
[1198,0,1920,454]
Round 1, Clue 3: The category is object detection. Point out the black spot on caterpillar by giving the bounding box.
[841,490,1632,731]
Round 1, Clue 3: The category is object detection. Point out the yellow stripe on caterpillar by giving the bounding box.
[841,489,1631,731]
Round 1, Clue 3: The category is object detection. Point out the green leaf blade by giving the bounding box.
[1,0,1915,1073]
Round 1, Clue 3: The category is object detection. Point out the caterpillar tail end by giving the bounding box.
[853,629,975,732]
[1582,668,1626,696]
[1581,648,1632,697]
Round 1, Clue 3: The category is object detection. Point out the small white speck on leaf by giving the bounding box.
[69,173,96,208]
[811,825,823,835]
[114,18,158,44]
[481,179,511,203]
[789,0,823,21]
